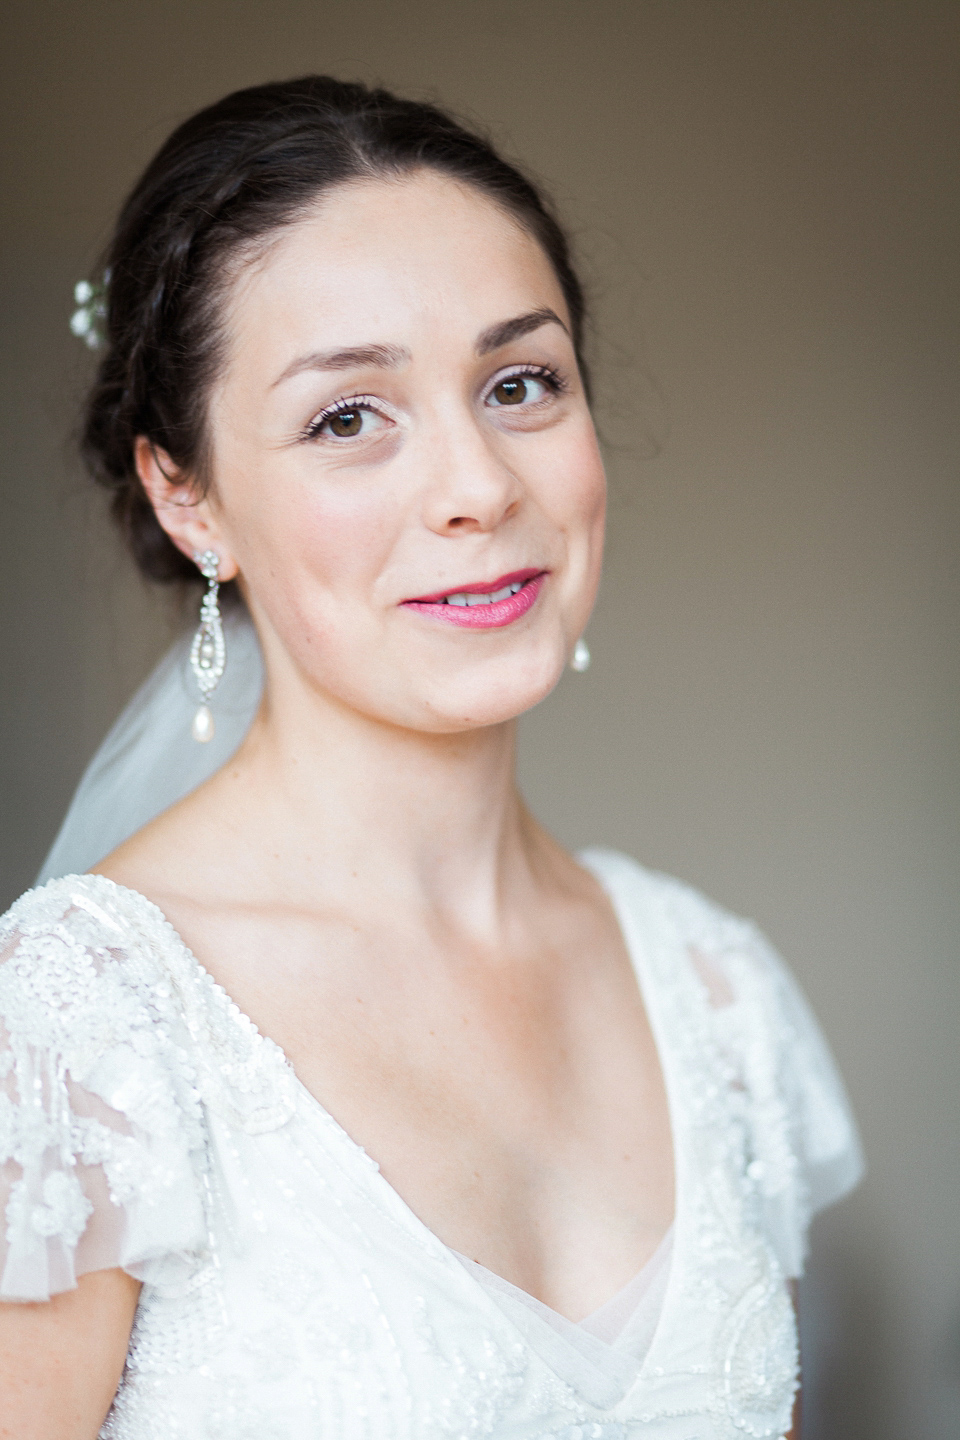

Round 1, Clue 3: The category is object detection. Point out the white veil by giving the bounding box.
[37,606,263,884]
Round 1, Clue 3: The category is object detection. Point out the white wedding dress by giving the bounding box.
[0,847,862,1439]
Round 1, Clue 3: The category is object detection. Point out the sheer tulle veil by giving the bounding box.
[37,606,263,883]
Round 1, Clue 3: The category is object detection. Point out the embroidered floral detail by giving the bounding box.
[30,1170,93,1243]
[717,1262,798,1437]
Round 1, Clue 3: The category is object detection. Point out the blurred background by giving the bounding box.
[1,1,957,1434]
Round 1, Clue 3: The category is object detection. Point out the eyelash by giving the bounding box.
[488,363,567,400]
[300,364,568,442]
[302,394,384,441]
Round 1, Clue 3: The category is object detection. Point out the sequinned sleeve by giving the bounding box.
[737,921,865,1229]
[0,880,209,1301]
[668,877,865,1279]
[656,864,869,1284]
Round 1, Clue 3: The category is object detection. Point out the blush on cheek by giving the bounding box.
[542,423,606,517]
[263,478,403,601]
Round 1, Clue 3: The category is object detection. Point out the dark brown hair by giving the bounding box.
[80,75,590,583]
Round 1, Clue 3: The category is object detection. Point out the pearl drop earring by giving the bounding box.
[570,638,591,673]
[189,550,226,742]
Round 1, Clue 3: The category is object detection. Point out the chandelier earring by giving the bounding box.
[189,550,226,742]
[570,638,591,673]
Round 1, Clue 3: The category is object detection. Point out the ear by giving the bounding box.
[134,437,240,580]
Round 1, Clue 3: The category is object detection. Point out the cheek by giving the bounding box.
[541,423,607,537]
[230,469,404,622]
[545,428,606,630]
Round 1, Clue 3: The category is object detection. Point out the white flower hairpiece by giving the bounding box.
[70,274,109,349]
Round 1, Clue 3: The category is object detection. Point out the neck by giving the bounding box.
[220,657,550,935]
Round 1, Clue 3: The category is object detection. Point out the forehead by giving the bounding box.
[225,171,567,359]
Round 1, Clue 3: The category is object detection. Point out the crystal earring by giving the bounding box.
[570,638,591,673]
[189,550,226,742]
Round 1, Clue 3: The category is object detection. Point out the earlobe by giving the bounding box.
[133,436,239,580]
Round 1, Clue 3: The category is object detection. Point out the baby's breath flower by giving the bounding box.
[70,275,108,350]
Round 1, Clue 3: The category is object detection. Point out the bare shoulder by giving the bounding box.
[89,764,303,1014]
[92,760,250,917]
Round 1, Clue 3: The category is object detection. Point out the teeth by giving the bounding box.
[442,580,525,607]
[440,580,526,606]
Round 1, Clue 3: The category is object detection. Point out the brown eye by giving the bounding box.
[329,409,363,437]
[491,378,528,406]
[307,399,391,444]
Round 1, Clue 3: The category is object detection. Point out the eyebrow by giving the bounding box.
[475,307,569,355]
[272,343,410,388]
[272,308,568,389]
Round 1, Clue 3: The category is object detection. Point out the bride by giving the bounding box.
[0,77,861,1439]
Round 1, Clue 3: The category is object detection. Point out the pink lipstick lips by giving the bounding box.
[401,568,547,629]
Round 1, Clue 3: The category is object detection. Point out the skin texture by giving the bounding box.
[0,1270,140,1439]
[0,172,797,1435]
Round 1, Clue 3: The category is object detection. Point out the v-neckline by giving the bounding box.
[79,852,686,1403]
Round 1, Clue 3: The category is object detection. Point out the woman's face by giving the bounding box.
[197,170,606,734]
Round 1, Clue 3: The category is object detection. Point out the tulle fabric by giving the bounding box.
[452,1226,675,1409]
[38,605,263,884]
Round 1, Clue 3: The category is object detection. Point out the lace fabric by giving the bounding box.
[0,885,210,1300]
[0,855,863,1438]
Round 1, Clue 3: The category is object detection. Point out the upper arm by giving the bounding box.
[0,1268,140,1440]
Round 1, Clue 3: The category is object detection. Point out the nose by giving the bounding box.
[419,411,523,537]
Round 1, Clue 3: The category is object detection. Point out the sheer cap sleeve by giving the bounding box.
[0,878,209,1301]
[660,870,865,1278]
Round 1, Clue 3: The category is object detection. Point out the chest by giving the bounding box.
[190,909,675,1315]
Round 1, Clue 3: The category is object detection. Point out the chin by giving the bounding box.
[413,645,567,733]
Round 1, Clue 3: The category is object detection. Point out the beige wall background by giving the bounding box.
[1,2,957,1434]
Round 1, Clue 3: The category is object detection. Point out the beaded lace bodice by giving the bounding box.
[0,851,862,1439]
